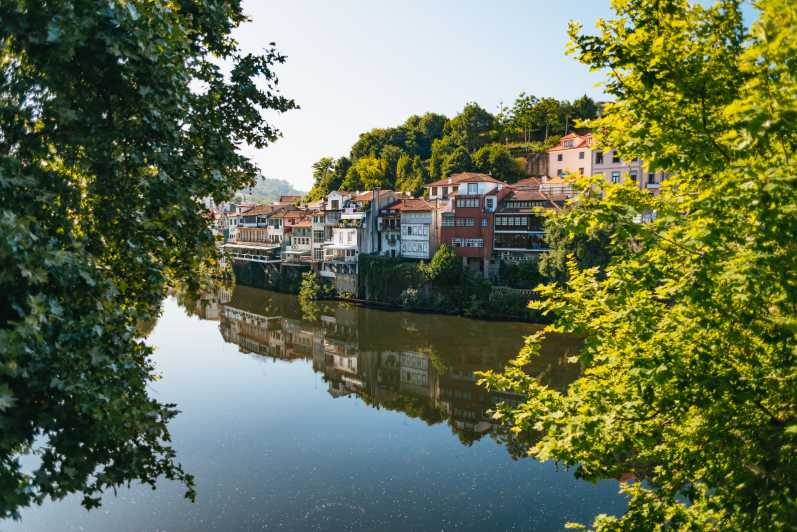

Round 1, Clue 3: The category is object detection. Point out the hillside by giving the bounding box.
[236,176,305,204]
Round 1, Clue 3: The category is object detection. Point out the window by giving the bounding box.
[455,198,479,208]
[406,225,412,235]
[630,172,638,181]
[611,171,621,184]
[595,151,604,164]
[557,154,563,162]
[441,213,454,227]
[481,217,488,227]
[648,172,656,184]
[563,140,573,148]
[451,238,483,248]
[331,199,339,210]
[578,167,584,175]
[431,186,437,196]
[455,217,475,227]
[467,183,478,194]
[612,152,620,163]
[579,151,585,160]
[485,197,495,210]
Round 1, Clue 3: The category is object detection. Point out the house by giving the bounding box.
[283,216,312,263]
[425,173,475,201]
[397,198,440,260]
[438,173,509,278]
[591,149,665,191]
[547,132,593,179]
[493,189,560,262]
[237,204,281,243]
[378,201,402,258]
[318,190,400,294]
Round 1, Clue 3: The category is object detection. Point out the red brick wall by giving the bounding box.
[440,201,493,258]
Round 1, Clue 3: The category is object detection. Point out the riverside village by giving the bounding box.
[213,132,664,310]
[3,1,794,531]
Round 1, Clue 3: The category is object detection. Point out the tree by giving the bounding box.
[429,136,456,180]
[569,94,598,122]
[511,92,540,143]
[445,102,495,151]
[307,156,338,200]
[442,145,474,176]
[534,97,564,139]
[396,155,428,196]
[538,204,615,285]
[341,155,386,191]
[379,144,405,188]
[422,244,462,286]
[480,1,797,530]
[0,0,296,518]
[472,143,522,182]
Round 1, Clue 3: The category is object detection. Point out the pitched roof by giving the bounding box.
[512,176,542,190]
[548,132,592,152]
[396,198,434,212]
[497,189,561,211]
[512,189,548,200]
[352,189,396,202]
[425,172,505,188]
[293,217,312,228]
[242,204,282,217]
[271,206,306,219]
[279,195,302,203]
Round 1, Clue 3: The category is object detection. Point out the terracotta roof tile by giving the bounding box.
[425,172,506,188]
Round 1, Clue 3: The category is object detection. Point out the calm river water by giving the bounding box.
[5,285,624,531]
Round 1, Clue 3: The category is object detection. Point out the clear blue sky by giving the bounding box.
[233,1,754,191]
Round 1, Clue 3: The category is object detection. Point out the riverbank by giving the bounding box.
[230,256,549,323]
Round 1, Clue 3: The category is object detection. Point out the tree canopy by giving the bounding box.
[480,1,797,529]
[0,0,295,518]
[307,94,598,198]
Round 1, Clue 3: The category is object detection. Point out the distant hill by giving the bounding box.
[236,177,305,204]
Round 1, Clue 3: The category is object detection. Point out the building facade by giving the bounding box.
[436,173,507,278]
[547,132,593,178]
[493,190,559,262]
[398,199,439,260]
[591,149,665,191]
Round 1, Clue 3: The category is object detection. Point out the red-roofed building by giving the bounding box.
[547,132,593,179]
[425,172,505,201]
[437,173,510,278]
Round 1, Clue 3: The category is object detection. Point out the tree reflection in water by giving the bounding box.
[184,283,583,455]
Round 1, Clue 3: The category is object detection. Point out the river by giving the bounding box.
[5,285,625,531]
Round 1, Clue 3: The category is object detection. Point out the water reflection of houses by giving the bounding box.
[213,286,579,446]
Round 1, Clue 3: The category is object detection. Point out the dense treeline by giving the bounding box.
[307,94,599,199]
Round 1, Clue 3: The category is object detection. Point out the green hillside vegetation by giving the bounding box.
[306,94,598,199]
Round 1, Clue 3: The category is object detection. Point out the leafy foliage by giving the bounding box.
[421,244,463,286]
[472,143,524,182]
[0,0,295,518]
[307,95,598,198]
[480,1,797,529]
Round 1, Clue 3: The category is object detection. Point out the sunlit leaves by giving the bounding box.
[483,1,797,529]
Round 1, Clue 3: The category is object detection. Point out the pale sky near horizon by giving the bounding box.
[232,1,752,192]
